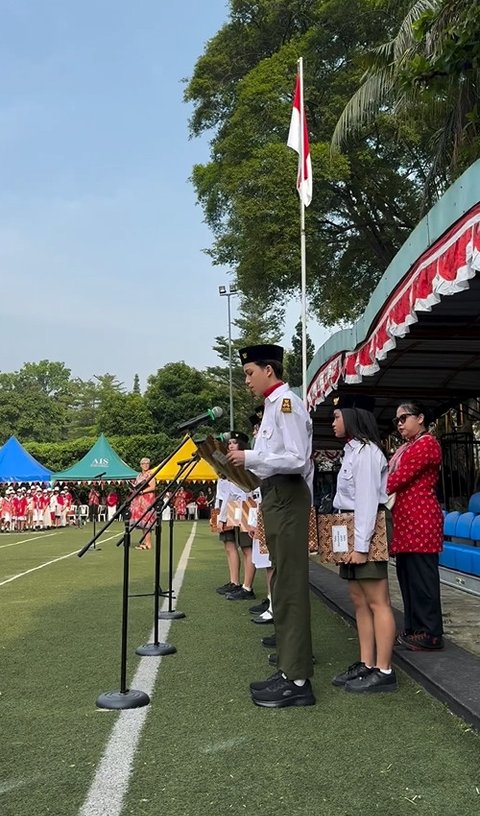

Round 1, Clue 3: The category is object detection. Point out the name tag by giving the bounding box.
[247,507,258,527]
[234,505,242,522]
[332,525,348,553]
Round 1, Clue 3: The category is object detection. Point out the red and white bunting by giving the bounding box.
[307,205,480,407]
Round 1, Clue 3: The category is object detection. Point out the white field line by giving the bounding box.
[0,531,125,587]
[0,532,57,549]
[78,522,197,816]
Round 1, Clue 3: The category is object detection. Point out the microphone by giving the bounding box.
[177,406,223,431]
[216,432,233,442]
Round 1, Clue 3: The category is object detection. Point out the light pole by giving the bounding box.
[218,284,238,430]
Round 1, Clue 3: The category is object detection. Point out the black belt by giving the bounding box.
[261,474,303,490]
[334,504,386,514]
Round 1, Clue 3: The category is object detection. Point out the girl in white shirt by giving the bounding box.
[331,403,397,694]
[215,433,256,599]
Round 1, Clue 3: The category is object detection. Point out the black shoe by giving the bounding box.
[401,632,444,651]
[332,661,374,687]
[249,598,269,614]
[345,668,398,694]
[216,582,241,595]
[225,587,255,601]
[251,677,316,708]
[250,671,283,692]
[261,634,276,648]
[251,612,274,624]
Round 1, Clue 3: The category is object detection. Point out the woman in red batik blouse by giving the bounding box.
[387,402,444,651]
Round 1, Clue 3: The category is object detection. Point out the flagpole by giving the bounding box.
[298,57,308,406]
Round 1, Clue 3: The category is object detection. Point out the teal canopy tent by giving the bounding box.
[52,434,138,482]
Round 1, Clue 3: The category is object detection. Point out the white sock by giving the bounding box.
[378,668,392,675]
[242,585,251,592]
[281,672,306,687]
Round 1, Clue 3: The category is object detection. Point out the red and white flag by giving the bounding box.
[287,73,312,207]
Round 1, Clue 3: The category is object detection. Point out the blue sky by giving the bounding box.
[0,0,330,389]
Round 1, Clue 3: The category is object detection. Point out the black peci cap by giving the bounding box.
[239,344,284,365]
[229,430,250,444]
[332,393,375,413]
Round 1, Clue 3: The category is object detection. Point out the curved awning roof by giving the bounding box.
[307,160,480,447]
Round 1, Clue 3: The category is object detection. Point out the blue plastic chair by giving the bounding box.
[470,516,480,545]
[439,543,456,570]
[456,512,475,540]
[443,511,461,538]
[467,493,480,514]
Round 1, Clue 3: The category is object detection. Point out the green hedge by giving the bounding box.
[25,433,181,473]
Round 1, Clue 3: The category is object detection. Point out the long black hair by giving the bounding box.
[340,407,383,448]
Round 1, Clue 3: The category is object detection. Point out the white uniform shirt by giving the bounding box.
[214,478,230,510]
[244,383,313,487]
[333,438,388,553]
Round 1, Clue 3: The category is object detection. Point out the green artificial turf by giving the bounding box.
[0,522,189,816]
[124,524,480,816]
[1,522,479,816]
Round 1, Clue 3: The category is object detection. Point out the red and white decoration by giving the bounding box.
[307,205,480,409]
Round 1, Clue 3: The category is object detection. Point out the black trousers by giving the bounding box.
[262,475,313,680]
[395,553,443,637]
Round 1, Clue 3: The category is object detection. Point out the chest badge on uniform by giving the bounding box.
[281,398,292,413]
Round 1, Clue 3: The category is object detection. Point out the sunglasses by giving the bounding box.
[392,413,415,428]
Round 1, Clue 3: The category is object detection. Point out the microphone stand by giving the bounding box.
[95,505,150,711]
[157,476,192,621]
[77,443,199,709]
[135,456,199,624]
[91,471,107,552]
[134,456,198,655]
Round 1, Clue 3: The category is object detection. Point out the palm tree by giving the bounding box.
[332,0,480,193]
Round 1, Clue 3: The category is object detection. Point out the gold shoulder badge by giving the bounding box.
[281,398,292,414]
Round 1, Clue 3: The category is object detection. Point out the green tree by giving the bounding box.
[96,393,154,437]
[132,374,141,394]
[66,378,99,439]
[207,293,284,430]
[332,0,480,193]
[0,362,73,442]
[185,0,426,325]
[284,320,315,387]
[144,362,228,436]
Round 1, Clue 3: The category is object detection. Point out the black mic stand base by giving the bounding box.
[157,609,186,620]
[96,689,150,710]
[135,642,176,657]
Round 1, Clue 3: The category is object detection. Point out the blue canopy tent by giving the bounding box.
[0,436,52,483]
